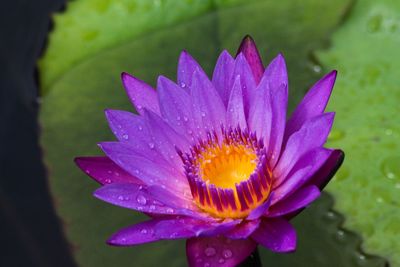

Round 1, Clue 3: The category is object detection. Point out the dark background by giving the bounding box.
[0,1,77,266]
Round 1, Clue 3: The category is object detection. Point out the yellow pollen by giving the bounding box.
[198,144,257,188]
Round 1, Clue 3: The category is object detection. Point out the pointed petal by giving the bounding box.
[177,50,204,89]
[306,149,344,190]
[226,220,261,240]
[226,75,247,129]
[94,183,199,217]
[157,76,199,139]
[186,236,257,267]
[191,69,226,133]
[143,109,190,169]
[74,156,142,185]
[269,83,288,167]
[107,219,162,246]
[267,185,320,217]
[212,50,235,106]
[285,71,337,142]
[232,53,257,117]
[236,35,264,84]
[274,113,335,181]
[121,72,160,115]
[263,53,288,90]
[248,75,272,148]
[251,218,296,253]
[272,148,332,204]
[98,142,189,194]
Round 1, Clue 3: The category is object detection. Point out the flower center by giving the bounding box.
[180,127,272,219]
[198,144,257,189]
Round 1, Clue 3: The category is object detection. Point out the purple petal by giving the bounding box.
[74,156,142,185]
[107,219,162,246]
[226,220,261,240]
[98,142,189,194]
[306,149,344,190]
[226,75,247,130]
[198,220,241,237]
[94,183,199,217]
[263,54,288,90]
[285,71,337,143]
[248,74,272,148]
[212,50,235,106]
[143,109,190,169]
[247,192,274,220]
[121,72,160,115]
[272,148,332,204]
[177,50,205,89]
[191,70,226,133]
[274,112,335,181]
[232,53,257,117]
[267,185,320,217]
[186,236,257,267]
[251,218,296,253]
[269,83,288,168]
[157,76,199,139]
[236,35,264,84]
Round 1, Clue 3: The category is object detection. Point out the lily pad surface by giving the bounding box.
[318,0,400,265]
[38,0,390,266]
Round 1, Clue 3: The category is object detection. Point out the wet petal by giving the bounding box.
[226,220,261,240]
[248,74,272,147]
[236,35,264,84]
[267,185,320,217]
[177,50,205,90]
[74,156,142,185]
[306,149,344,190]
[232,53,257,117]
[263,53,288,90]
[226,75,247,130]
[274,113,334,180]
[157,76,198,139]
[212,50,235,106]
[186,236,257,267]
[94,183,199,217]
[272,148,332,204]
[285,71,337,142]
[251,218,296,253]
[98,142,189,194]
[191,70,226,133]
[121,72,160,115]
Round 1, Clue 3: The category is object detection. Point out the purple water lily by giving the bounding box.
[76,36,343,267]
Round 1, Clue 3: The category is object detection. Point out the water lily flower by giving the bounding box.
[76,36,343,267]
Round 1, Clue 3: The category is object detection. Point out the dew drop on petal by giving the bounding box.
[138,125,143,131]
[218,258,225,264]
[122,134,129,140]
[140,229,148,234]
[166,207,174,213]
[136,195,147,205]
[204,247,216,257]
[222,249,232,259]
[148,142,155,149]
[117,195,124,201]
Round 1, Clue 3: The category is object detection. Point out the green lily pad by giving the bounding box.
[39,0,258,92]
[39,0,388,266]
[317,0,400,265]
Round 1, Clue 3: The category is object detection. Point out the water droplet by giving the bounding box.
[122,134,129,140]
[149,205,156,210]
[183,116,188,122]
[201,112,206,117]
[136,195,147,205]
[140,229,148,234]
[148,142,155,149]
[204,247,216,257]
[104,178,112,184]
[181,82,186,88]
[166,207,174,213]
[222,249,232,259]
[115,172,120,176]
[218,258,225,264]
[118,195,124,201]
[85,169,91,174]
[107,170,112,174]
[177,116,181,121]
[381,156,400,180]
[138,125,143,131]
